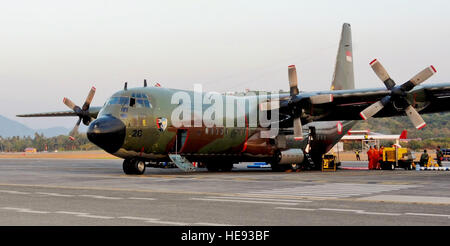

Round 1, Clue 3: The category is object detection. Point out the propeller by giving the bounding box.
[258,65,333,140]
[287,65,333,140]
[64,86,96,140]
[360,59,436,129]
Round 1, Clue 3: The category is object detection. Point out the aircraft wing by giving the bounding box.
[322,84,450,120]
[17,106,102,119]
[302,83,450,122]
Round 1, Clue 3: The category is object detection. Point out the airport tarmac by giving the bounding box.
[0,158,449,226]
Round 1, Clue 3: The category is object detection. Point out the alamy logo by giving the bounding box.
[170,84,279,138]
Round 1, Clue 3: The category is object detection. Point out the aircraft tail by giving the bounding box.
[399,130,408,140]
[331,23,355,90]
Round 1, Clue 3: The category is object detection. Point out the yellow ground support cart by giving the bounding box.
[322,154,338,172]
[381,147,415,170]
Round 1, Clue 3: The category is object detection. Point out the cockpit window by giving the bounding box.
[131,93,148,99]
[106,97,130,106]
[136,99,145,108]
[129,93,152,108]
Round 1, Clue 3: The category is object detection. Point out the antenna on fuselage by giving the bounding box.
[124,82,128,90]
[144,79,147,87]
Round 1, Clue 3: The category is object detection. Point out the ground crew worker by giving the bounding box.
[372,145,379,170]
[436,146,443,167]
[367,146,375,170]
[377,146,384,170]
[367,146,372,169]
[419,149,429,167]
[355,150,360,161]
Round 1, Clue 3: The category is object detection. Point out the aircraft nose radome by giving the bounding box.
[87,115,126,154]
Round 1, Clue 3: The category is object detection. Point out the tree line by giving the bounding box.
[352,112,449,150]
[0,133,99,152]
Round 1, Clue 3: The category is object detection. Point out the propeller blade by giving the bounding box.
[408,66,436,86]
[63,97,77,111]
[405,105,426,130]
[310,94,333,104]
[82,86,96,111]
[69,118,82,140]
[293,117,303,140]
[370,59,396,90]
[360,101,385,120]
[288,65,299,96]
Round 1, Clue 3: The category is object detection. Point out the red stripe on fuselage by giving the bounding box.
[241,116,249,152]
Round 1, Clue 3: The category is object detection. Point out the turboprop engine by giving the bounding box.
[278,149,305,164]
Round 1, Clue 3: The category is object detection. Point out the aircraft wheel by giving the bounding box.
[134,160,146,175]
[123,159,146,175]
[123,159,135,174]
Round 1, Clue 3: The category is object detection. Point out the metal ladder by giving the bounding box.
[168,154,196,172]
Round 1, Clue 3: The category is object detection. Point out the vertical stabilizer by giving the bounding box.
[331,23,355,90]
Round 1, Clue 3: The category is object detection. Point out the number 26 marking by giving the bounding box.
[132,129,143,137]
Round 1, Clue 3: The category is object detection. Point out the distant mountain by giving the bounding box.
[0,115,70,138]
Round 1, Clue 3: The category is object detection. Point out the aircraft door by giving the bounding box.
[172,129,189,153]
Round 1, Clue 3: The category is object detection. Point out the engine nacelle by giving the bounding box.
[278,149,304,164]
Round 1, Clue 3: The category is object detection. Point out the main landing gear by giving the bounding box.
[123,159,146,175]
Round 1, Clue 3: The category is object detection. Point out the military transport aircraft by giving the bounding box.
[17,23,450,174]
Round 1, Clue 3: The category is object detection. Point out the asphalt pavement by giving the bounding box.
[0,158,449,226]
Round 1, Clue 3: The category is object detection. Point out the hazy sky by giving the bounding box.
[1,0,450,129]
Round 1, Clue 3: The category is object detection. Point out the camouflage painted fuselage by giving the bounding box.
[96,86,352,164]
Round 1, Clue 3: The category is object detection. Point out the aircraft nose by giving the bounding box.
[87,115,126,153]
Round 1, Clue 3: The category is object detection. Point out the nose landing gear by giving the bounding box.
[123,159,146,175]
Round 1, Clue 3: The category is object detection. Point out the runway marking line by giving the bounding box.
[144,220,188,226]
[191,197,299,206]
[36,192,75,197]
[404,213,450,218]
[1,207,50,214]
[275,207,446,218]
[1,207,234,225]
[119,216,159,221]
[0,190,30,195]
[55,211,89,216]
[205,196,312,203]
[77,214,114,220]
[79,195,124,200]
[127,197,156,201]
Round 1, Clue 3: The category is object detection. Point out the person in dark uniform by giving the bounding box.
[420,149,429,167]
[436,146,443,167]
